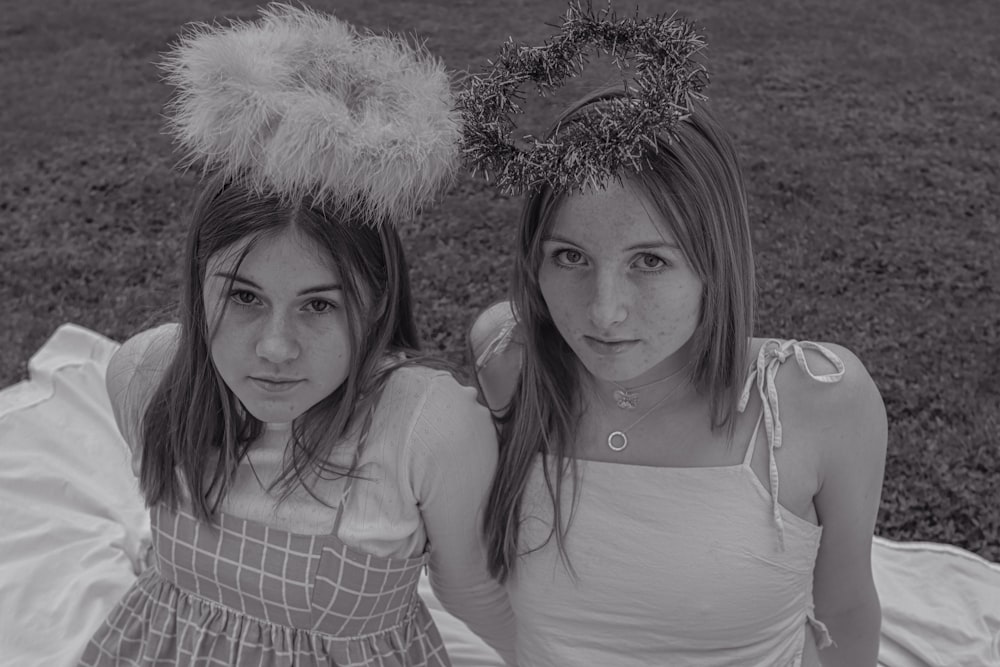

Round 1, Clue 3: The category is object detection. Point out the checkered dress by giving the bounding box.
[78,480,449,666]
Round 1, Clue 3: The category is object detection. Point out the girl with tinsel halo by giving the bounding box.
[77,5,516,666]
[465,4,885,666]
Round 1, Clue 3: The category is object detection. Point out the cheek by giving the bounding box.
[206,309,259,378]
[211,307,247,340]
[308,321,353,370]
[647,284,702,336]
[203,292,237,343]
[321,342,349,369]
[539,273,575,330]
[208,325,241,378]
[681,282,704,327]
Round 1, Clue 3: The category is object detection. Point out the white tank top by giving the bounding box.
[503,340,844,666]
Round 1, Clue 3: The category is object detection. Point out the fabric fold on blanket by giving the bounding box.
[0,323,997,667]
[0,325,150,667]
[874,538,1000,666]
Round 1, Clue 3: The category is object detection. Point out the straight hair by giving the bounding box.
[484,87,756,582]
[138,175,425,521]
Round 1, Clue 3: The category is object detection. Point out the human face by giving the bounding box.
[203,227,353,425]
[538,180,703,385]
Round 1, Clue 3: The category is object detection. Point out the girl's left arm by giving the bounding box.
[809,344,888,667]
[410,372,518,666]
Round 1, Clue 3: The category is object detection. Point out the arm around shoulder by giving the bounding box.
[807,344,887,666]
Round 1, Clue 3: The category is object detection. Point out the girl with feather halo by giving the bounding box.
[77,5,516,666]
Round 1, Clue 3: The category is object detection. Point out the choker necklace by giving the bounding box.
[611,363,690,410]
[603,377,687,452]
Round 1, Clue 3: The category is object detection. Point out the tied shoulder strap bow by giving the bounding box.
[737,340,845,549]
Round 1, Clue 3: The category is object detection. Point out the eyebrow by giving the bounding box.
[543,234,679,251]
[212,271,343,296]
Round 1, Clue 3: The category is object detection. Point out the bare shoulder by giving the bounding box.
[467,301,522,413]
[753,338,879,416]
[468,301,516,362]
[756,337,887,472]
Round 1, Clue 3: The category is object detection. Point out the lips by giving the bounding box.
[249,376,304,393]
[583,336,638,354]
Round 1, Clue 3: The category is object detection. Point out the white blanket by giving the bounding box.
[1,324,997,667]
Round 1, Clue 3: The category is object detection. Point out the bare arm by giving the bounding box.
[808,344,887,666]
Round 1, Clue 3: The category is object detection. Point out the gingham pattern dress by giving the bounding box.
[78,472,449,667]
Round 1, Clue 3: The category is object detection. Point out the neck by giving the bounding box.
[265,422,292,432]
[588,352,693,392]
[584,365,694,412]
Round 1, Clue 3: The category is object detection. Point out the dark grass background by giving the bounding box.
[1,0,997,561]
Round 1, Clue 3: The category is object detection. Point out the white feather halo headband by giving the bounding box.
[160,3,461,226]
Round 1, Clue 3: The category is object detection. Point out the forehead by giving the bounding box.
[547,180,675,247]
[207,227,340,282]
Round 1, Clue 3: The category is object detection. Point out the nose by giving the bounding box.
[255,313,300,364]
[588,269,628,330]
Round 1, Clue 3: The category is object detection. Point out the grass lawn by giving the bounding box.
[1,0,997,561]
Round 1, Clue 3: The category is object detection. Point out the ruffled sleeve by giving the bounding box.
[105,323,179,476]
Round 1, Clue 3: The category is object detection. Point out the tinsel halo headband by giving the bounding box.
[160,3,462,226]
[457,1,709,195]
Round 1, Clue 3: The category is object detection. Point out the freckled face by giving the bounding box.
[203,227,353,425]
[538,180,703,385]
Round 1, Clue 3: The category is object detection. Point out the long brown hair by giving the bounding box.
[484,87,757,582]
[138,174,423,520]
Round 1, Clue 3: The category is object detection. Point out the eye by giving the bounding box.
[635,253,668,271]
[553,248,586,266]
[304,298,337,314]
[229,289,260,307]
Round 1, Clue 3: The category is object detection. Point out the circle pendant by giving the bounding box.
[608,431,628,452]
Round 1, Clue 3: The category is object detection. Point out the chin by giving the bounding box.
[238,398,307,425]
[577,355,643,383]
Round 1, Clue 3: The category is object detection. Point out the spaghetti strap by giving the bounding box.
[742,412,765,468]
[738,339,845,549]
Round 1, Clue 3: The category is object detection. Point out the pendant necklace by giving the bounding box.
[612,363,690,410]
[604,376,687,452]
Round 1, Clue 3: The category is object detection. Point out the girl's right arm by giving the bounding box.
[105,323,179,472]
[468,300,523,413]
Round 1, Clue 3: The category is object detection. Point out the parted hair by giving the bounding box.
[137,174,423,520]
[484,86,757,582]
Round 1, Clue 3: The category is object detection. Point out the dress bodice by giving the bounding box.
[79,474,449,667]
[151,504,433,641]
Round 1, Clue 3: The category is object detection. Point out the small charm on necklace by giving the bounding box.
[608,431,628,451]
[614,388,638,410]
